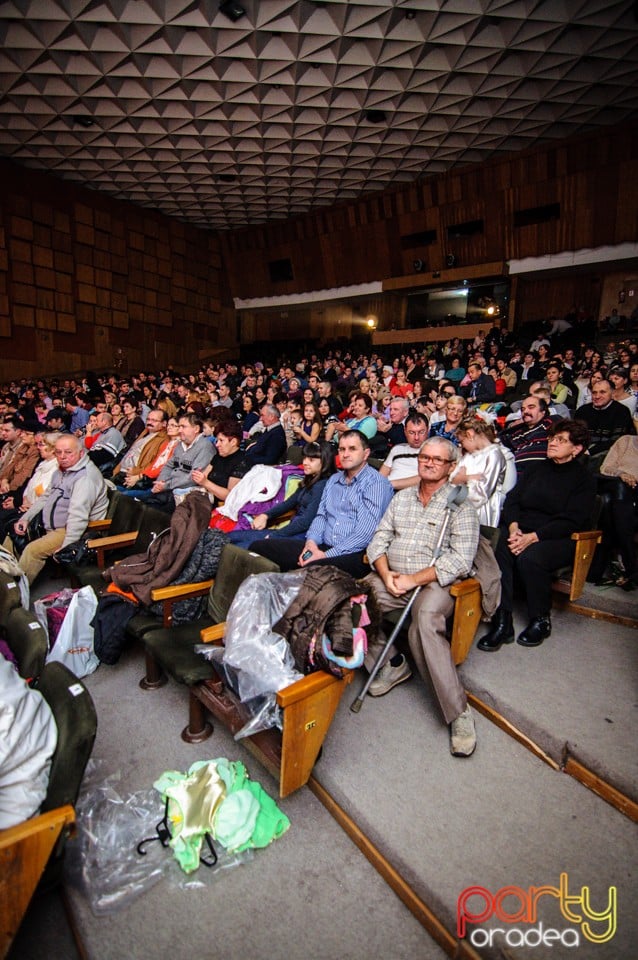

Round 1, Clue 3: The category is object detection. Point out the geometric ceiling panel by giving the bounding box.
[0,0,636,231]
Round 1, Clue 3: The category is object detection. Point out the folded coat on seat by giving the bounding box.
[110,492,211,605]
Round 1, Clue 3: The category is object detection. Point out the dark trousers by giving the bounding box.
[0,505,21,540]
[250,537,369,578]
[495,525,575,619]
[590,477,637,580]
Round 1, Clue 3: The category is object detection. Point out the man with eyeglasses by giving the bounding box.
[363,436,480,757]
[112,409,169,486]
[379,413,429,490]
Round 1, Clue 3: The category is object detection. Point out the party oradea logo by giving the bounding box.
[457,872,617,949]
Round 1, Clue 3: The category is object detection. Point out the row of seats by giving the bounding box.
[0,570,97,956]
[69,489,493,796]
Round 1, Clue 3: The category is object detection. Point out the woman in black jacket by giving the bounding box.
[478,419,596,650]
[228,440,335,548]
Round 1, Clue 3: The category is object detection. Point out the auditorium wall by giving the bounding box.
[0,160,232,381]
[223,125,638,344]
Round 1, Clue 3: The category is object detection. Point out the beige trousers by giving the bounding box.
[363,572,467,725]
[3,528,66,585]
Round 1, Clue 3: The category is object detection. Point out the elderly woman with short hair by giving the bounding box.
[478,419,596,650]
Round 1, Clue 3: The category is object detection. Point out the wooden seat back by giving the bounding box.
[552,496,604,602]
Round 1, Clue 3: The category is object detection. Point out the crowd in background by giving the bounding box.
[1,322,637,588]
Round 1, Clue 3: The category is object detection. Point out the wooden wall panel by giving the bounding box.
[514,275,602,328]
[0,159,231,379]
[222,125,638,309]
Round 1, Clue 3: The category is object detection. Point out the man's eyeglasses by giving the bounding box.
[418,455,453,465]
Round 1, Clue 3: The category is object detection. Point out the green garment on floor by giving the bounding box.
[154,761,227,874]
[153,758,290,873]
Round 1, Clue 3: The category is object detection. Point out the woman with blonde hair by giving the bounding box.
[427,394,467,445]
[156,393,178,419]
[0,431,60,537]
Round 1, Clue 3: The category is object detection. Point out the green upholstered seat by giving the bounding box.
[75,504,169,593]
[37,662,97,814]
[141,544,280,688]
[0,571,22,627]
[35,662,98,886]
[5,606,48,680]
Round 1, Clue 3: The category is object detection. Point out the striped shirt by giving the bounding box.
[306,465,393,558]
[382,443,420,481]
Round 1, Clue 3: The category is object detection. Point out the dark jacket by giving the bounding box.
[110,491,211,605]
[461,373,496,404]
[274,565,362,674]
[262,477,327,539]
[244,424,286,466]
[501,458,596,541]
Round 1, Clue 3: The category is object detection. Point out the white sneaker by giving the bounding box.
[450,706,476,757]
[368,656,412,697]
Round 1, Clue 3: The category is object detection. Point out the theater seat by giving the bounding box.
[139,544,280,690]
[0,663,97,955]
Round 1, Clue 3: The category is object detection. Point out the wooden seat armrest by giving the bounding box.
[0,804,76,959]
[150,579,214,603]
[86,530,138,551]
[199,622,226,644]
[276,670,350,709]
[86,518,112,532]
[449,577,480,598]
[0,805,76,850]
[571,529,603,542]
[148,580,215,628]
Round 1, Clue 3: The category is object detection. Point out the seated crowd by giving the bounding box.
[1,326,637,759]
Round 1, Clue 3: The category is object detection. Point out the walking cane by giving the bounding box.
[350,484,468,714]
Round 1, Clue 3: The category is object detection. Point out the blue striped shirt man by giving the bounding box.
[306,464,393,558]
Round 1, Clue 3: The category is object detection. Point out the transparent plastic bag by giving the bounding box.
[195,571,304,738]
[64,761,169,915]
[65,760,251,915]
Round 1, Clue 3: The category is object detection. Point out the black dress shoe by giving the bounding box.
[517,616,551,647]
[477,609,515,652]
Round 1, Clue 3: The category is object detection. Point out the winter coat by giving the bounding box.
[110,491,211,605]
[273,565,370,674]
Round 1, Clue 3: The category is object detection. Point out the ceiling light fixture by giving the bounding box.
[364,110,387,124]
[72,115,95,128]
[219,1,246,22]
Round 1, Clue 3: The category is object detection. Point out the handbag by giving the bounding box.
[8,512,46,556]
[54,537,97,567]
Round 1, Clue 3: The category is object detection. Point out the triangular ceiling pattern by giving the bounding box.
[0,0,636,229]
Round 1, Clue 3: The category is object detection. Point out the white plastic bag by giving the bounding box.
[43,586,100,678]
